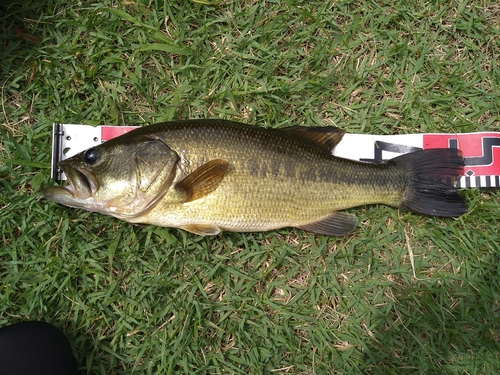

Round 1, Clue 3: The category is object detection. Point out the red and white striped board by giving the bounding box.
[51,123,500,189]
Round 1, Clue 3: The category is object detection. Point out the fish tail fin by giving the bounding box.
[392,148,467,217]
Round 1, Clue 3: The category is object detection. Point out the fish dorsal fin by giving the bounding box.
[297,212,358,236]
[282,126,345,153]
[176,159,230,203]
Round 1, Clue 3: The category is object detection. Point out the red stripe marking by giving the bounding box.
[101,126,139,142]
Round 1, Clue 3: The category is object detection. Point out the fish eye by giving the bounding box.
[84,148,100,164]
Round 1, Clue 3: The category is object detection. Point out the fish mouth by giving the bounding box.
[43,163,99,206]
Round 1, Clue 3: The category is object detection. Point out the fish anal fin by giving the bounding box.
[180,223,221,236]
[297,212,358,236]
[283,126,345,153]
[176,159,230,203]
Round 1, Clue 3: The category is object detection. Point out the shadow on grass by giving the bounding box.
[364,259,500,374]
[0,2,45,43]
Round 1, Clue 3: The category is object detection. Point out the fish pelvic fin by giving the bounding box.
[180,223,222,236]
[394,148,467,217]
[297,212,358,236]
[176,159,230,203]
[282,126,345,153]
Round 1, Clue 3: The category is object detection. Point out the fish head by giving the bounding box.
[44,134,179,219]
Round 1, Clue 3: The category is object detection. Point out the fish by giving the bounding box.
[43,119,467,236]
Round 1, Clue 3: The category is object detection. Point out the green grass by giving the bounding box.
[1,0,500,374]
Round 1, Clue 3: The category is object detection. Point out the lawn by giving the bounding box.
[1,0,500,374]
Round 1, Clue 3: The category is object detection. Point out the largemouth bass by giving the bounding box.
[43,120,467,236]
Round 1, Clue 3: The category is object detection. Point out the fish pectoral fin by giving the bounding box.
[282,126,345,153]
[176,159,230,203]
[297,212,358,236]
[180,223,221,236]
